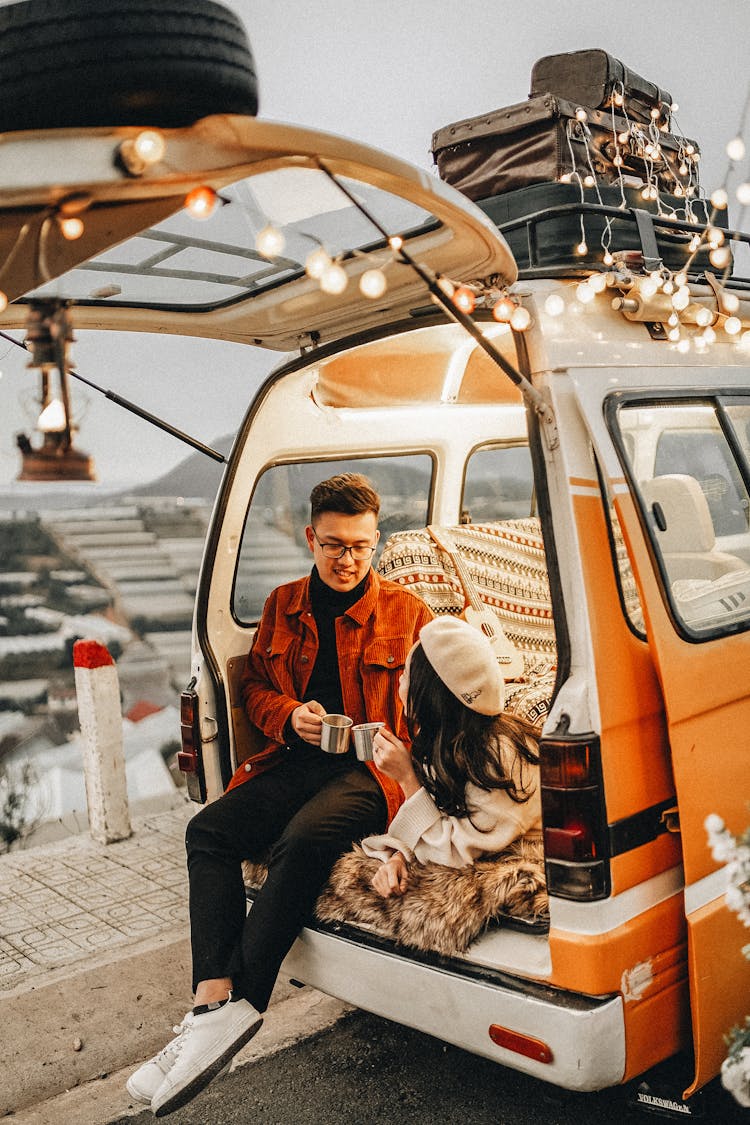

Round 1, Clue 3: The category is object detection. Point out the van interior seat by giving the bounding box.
[376,518,557,729]
[640,473,748,582]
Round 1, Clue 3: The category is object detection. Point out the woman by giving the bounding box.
[361,615,541,898]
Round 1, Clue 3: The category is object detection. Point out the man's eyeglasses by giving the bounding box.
[312,530,377,561]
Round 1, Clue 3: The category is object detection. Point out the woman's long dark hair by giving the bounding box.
[405,642,540,820]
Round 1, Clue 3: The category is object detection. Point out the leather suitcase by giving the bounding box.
[530,49,673,126]
[431,94,700,203]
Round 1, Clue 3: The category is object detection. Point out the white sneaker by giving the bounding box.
[151,996,262,1117]
[125,1013,231,1105]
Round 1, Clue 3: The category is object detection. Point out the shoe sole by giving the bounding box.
[152,1016,262,1117]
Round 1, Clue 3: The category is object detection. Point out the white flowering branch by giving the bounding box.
[704,813,750,1107]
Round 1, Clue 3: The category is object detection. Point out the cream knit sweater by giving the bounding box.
[361,742,541,868]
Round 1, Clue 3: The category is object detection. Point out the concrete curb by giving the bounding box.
[9,986,351,1125]
[3,929,194,1116]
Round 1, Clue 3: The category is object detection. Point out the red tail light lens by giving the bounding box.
[540,735,610,900]
[180,684,206,802]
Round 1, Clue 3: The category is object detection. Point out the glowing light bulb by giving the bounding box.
[510,306,531,331]
[722,293,740,314]
[708,227,725,247]
[613,155,624,168]
[255,225,285,259]
[695,306,713,327]
[618,131,630,144]
[319,262,348,295]
[740,331,750,352]
[650,107,660,120]
[679,162,689,176]
[58,216,84,240]
[559,173,572,184]
[640,277,659,299]
[453,285,476,314]
[544,293,565,317]
[675,272,688,288]
[726,136,746,162]
[674,184,684,198]
[133,129,166,165]
[685,144,695,156]
[589,272,607,293]
[305,247,331,279]
[671,102,679,113]
[667,327,681,342]
[38,398,66,432]
[389,236,403,252]
[575,107,588,122]
[668,313,679,327]
[702,326,717,344]
[0,290,7,314]
[492,297,515,323]
[710,247,731,269]
[736,182,750,206]
[576,282,595,304]
[710,188,728,209]
[602,250,614,266]
[614,91,624,107]
[359,268,387,299]
[184,186,218,220]
[672,287,690,311]
[576,241,588,256]
[689,235,702,252]
[677,338,690,354]
[724,316,741,336]
[663,279,674,295]
[583,175,595,188]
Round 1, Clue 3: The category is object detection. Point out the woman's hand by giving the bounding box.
[372,852,409,898]
[372,727,421,797]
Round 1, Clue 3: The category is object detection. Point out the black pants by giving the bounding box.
[186,750,386,1012]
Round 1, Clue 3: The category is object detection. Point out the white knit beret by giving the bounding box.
[418,616,505,715]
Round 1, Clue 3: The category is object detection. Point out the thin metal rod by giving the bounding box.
[68,368,226,463]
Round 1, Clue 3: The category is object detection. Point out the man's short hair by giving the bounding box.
[310,473,380,522]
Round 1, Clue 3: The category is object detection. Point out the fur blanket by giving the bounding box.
[243,834,548,958]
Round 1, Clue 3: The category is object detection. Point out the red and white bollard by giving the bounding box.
[73,639,132,844]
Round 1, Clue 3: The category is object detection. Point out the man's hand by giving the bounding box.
[291,700,326,745]
[372,726,421,798]
[372,852,409,898]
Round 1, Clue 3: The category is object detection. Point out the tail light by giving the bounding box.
[179,682,206,803]
[539,734,610,900]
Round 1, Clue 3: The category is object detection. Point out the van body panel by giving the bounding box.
[568,365,750,1095]
[280,925,627,1092]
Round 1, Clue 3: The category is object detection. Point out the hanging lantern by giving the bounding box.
[16,302,96,483]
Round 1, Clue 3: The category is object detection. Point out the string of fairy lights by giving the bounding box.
[0,81,749,354]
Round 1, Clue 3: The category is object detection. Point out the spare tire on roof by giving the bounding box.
[0,0,258,132]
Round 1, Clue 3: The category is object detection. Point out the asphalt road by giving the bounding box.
[108,1008,747,1125]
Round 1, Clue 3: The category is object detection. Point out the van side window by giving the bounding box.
[232,455,433,623]
[616,399,750,637]
[461,444,534,522]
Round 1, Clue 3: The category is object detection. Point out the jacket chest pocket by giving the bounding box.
[361,636,412,675]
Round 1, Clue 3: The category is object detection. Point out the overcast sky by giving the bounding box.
[1,0,748,489]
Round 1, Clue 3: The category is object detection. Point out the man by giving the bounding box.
[128,473,432,1117]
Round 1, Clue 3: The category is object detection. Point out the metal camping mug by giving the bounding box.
[352,721,384,762]
[320,713,353,754]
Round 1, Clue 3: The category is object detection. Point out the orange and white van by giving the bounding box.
[1,10,748,1107]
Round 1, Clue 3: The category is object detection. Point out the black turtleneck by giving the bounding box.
[284,566,369,752]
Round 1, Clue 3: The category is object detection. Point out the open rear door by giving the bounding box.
[572,370,750,1095]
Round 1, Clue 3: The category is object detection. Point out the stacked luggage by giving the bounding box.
[430,50,722,275]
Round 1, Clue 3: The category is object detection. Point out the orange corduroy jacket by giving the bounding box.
[226,569,433,824]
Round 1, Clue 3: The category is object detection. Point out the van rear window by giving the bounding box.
[232,454,433,623]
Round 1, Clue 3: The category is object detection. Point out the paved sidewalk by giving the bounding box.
[1,800,198,1115]
[0,801,193,993]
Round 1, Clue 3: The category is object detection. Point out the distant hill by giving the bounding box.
[123,433,234,500]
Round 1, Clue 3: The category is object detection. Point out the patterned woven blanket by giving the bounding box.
[377,519,557,725]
